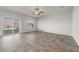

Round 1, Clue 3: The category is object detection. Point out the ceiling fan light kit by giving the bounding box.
[32,7,44,16]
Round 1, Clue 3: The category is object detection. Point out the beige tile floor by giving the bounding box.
[0,31,79,52]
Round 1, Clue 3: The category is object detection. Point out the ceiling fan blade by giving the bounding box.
[40,11,44,13]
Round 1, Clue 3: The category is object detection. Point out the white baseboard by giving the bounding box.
[73,35,79,46]
[38,30,72,36]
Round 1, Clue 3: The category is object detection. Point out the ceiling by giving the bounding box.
[0,6,73,18]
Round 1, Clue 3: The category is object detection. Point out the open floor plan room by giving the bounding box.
[0,6,79,52]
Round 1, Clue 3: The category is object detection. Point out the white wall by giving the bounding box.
[72,7,79,45]
[38,10,72,35]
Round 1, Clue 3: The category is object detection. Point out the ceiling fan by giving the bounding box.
[31,7,44,16]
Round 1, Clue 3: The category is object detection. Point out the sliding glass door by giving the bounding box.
[3,18,19,35]
[3,18,12,35]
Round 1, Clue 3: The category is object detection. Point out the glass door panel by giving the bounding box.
[3,18,13,35]
[14,19,19,33]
